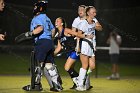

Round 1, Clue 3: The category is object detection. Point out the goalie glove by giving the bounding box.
[25,31,33,37]
[15,31,34,43]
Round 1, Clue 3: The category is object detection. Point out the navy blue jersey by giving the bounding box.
[58,29,76,52]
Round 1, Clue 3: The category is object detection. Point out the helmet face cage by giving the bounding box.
[33,1,48,15]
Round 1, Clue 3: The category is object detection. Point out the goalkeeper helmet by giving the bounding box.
[33,0,48,15]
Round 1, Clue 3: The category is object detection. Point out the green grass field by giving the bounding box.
[0,76,140,93]
[0,53,140,93]
[0,53,140,76]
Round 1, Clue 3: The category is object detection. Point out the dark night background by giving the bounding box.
[0,0,140,63]
[0,0,140,47]
[0,1,140,92]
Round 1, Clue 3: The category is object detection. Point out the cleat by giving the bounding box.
[72,77,79,87]
[70,84,77,89]
[86,86,93,90]
[107,74,119,80]
[107,75,120,80]
[50,88,59,92]
[76,85,86,91]
[50,87,62,92]
[22,84,43,91]
[22,85,31,91]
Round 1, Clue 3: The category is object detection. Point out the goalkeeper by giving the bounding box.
[15,0,63,92]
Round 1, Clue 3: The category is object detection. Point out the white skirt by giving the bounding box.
[80,39,95,57]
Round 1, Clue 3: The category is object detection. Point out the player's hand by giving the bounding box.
[85,34,94,39]
[0,34,5,41]
[15,31,34,43]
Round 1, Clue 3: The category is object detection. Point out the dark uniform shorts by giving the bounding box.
[34,39,54,63]
[110,54,119,64]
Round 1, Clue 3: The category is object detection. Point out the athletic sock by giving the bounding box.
[85,74,90,87]
[78,68,87,86]
[85,68,92,86]
[87,68,92,75]
[67,68,79,78]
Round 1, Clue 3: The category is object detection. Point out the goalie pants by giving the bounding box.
[34,39,54,63]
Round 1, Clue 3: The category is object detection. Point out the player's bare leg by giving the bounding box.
[76,54,88,91]
[65,57,79,89]
[85,56,95,90]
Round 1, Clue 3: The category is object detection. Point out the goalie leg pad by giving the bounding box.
[44,67,54,88]
[35,62,43,84]
[35,66,42,84]
[45,63,63,91]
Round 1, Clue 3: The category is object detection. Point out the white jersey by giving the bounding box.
[72,16,85,29]
[79,19,96,56]
[79,19,96,38]
[72,17,98,53]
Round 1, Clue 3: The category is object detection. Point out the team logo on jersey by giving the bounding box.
[60,37,67,43]
[88,28,94,33]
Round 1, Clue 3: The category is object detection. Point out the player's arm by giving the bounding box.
[71,27,78,37]
[20,25,43,38]
[49,19,56,38]
[51,28,56,38]
[72,27,77,32]
[32,25,43,34]
[15,25,43,43]
[95,22,103,31]
[54,40,62,55]
[0,34,5,41]
[116,35,122,46]
[65,28,93,39]
[66,28,85,38]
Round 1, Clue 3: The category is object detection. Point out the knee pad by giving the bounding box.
[45,63,58,77]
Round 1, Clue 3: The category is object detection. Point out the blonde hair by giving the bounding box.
[86,6,96,16]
